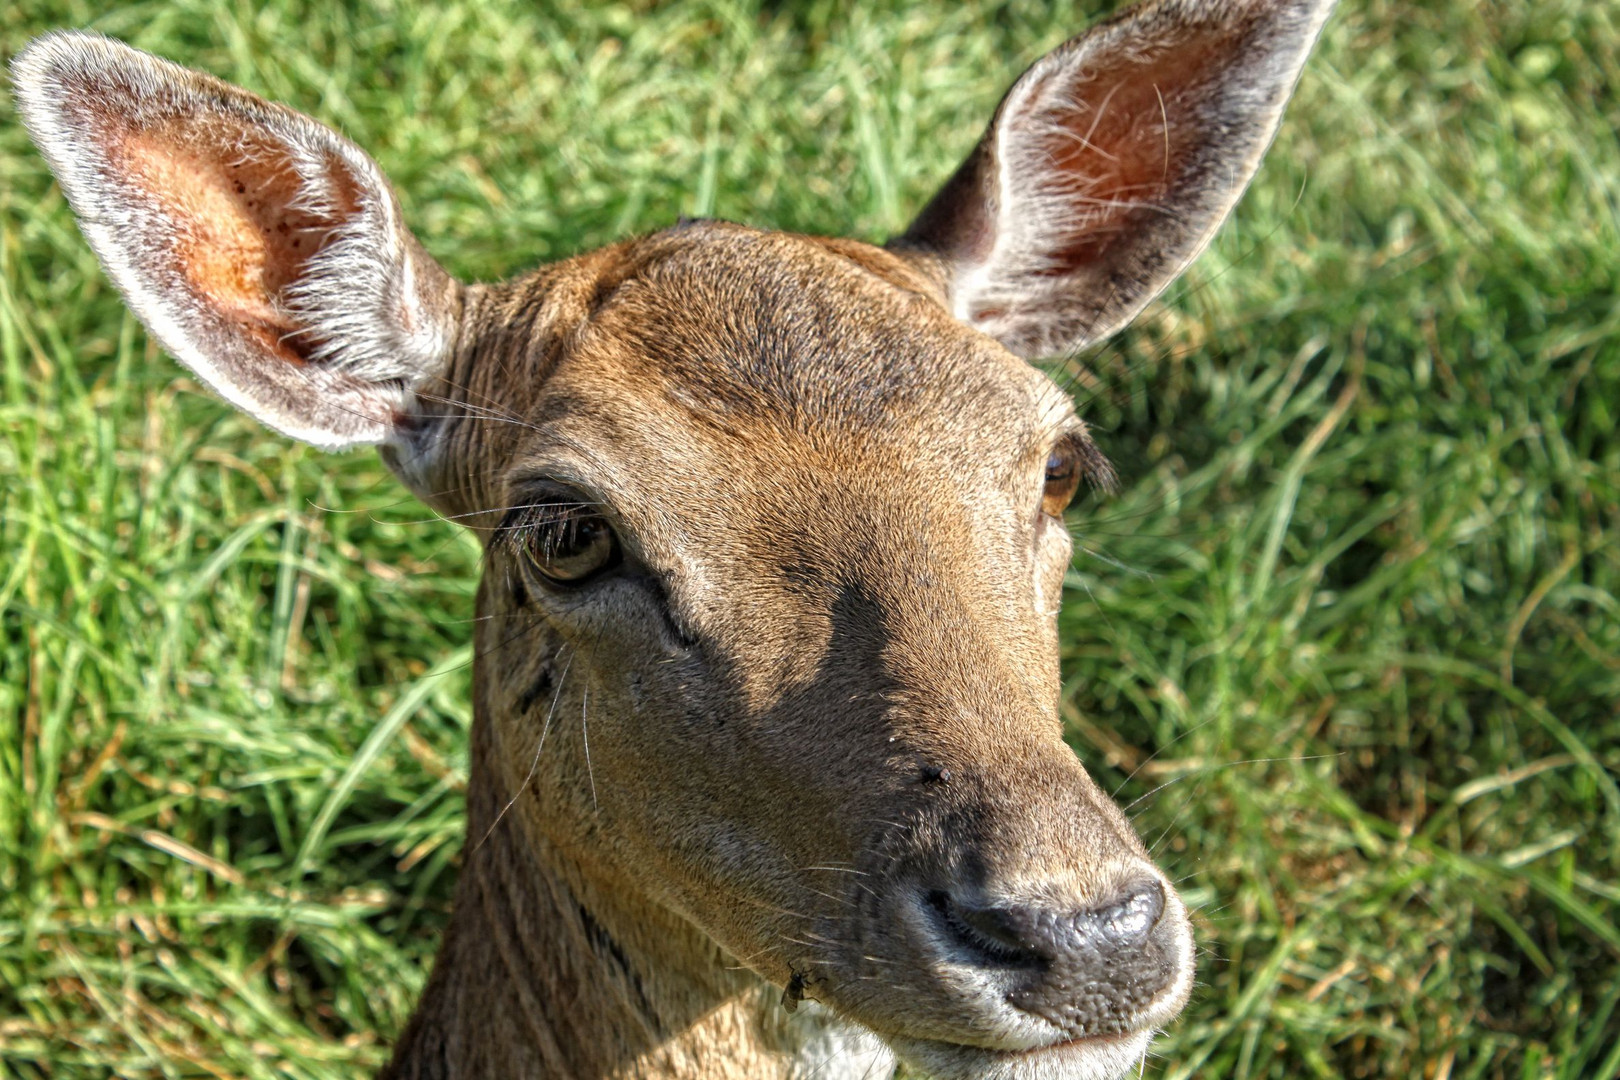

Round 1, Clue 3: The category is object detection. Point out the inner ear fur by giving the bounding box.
[892,0,1336,359]
[12,31,461,449]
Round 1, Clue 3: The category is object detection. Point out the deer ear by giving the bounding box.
[892,0,1334,358]
[11,31,461,449]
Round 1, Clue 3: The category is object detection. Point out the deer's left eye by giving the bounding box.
[1042,444,1082,518]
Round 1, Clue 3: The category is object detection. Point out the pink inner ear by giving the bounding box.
[1022,32,1243,274]
[108,116,355,365]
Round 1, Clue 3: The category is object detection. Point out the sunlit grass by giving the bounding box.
[2,1,1617,1077]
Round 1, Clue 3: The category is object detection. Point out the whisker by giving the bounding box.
[1126,752,1340,817]
[1110,717,1216,799]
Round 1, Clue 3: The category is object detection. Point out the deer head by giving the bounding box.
[13,2,1334,1077]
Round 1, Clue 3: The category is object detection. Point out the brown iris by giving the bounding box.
[1042,442,1083,518]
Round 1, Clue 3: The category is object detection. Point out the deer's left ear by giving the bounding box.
[12,31,462,450]
[892,0,1335,359]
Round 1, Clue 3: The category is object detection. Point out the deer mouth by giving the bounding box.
[884,1029,1155,1080]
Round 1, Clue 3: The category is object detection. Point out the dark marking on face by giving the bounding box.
[516,663,553,715]
[578,903,660,1034]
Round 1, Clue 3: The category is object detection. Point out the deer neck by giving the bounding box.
[380,688,893,1080]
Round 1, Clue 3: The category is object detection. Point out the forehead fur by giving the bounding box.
[575,221,1064,441]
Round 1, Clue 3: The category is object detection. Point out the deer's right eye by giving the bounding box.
[508,501,622,588]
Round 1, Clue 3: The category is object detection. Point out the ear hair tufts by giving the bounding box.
[892,0,1336,360]
[11,30,461,451]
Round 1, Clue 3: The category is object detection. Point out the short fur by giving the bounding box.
[12,2,1334,1077]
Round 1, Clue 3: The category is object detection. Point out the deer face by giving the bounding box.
[445,223,1188,1071]
[13,2,1334,1076]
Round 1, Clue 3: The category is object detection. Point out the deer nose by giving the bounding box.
[931,877,1164,963]
[925,877,1180,1036]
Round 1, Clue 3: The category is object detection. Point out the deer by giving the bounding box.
[12,1,1334,1076]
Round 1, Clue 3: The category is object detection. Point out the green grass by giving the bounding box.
[2,0,1617,1077]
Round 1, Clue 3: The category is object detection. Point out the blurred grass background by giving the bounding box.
[1,0,1617,1077]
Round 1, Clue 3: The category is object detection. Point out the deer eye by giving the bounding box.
[1042,443,1082,518]
[512,501,621,587]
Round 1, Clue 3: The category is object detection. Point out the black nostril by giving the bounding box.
[926,890,1041,966]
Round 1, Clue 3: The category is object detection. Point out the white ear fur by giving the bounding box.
[11,31,461,449]
[893,0,1336,359]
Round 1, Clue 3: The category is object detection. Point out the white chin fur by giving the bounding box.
[889,1030,1153,1080]
[782,1000,898,1080]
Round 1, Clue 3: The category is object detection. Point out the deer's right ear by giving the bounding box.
[11,32,461,450]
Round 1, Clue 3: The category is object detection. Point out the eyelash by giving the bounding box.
[497,495,624,589]
[494,500,599,562]
[1052,432,1116,498]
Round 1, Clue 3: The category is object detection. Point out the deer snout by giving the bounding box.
[907,866,1189,1036]
[922,875,1184,1038]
